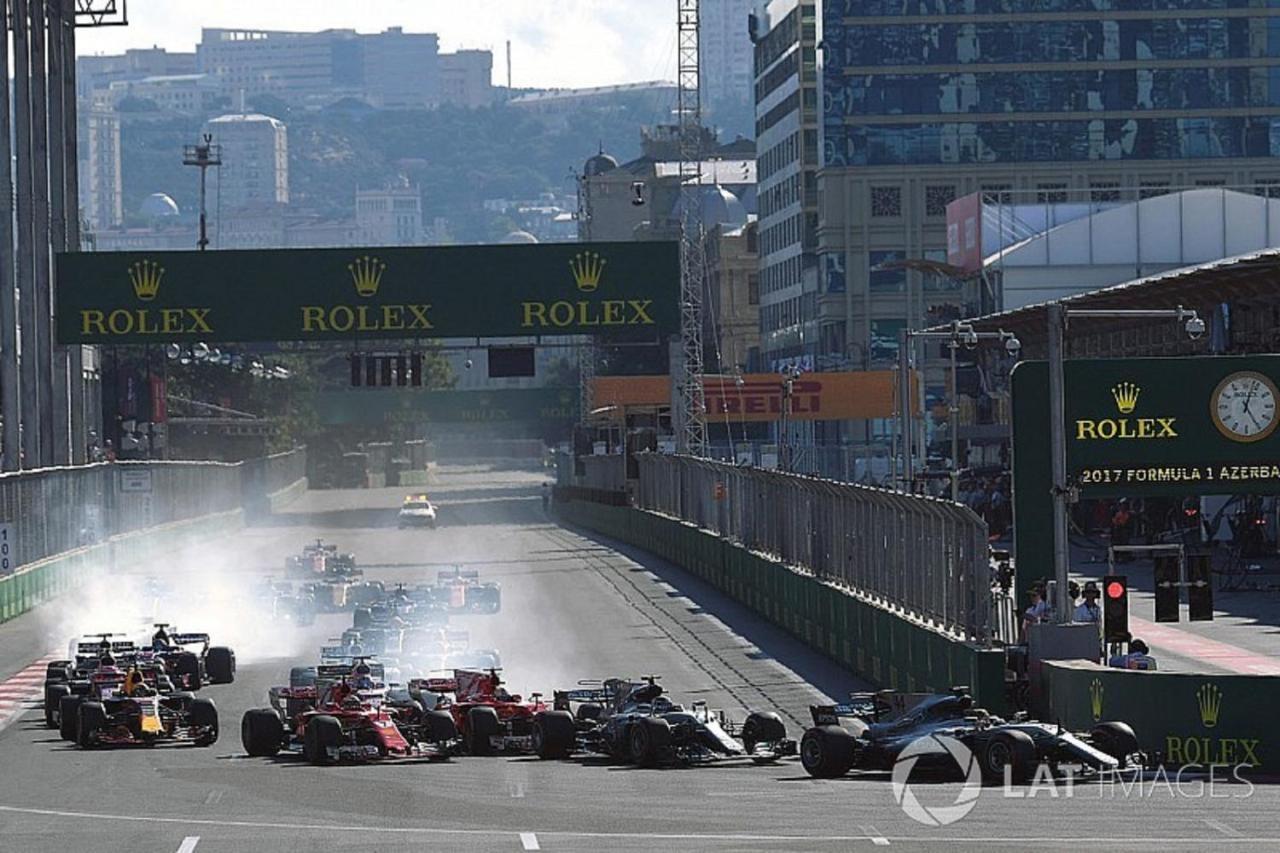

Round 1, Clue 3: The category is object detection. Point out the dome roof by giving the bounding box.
[140,192,180,218]
[584,152,618,176]
[501,229,539,244]
[673,184,747,230]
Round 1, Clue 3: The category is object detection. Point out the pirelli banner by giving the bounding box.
[54,242,679,344]
[591,370,913,421]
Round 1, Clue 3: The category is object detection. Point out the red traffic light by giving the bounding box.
[1106,580,1126,600]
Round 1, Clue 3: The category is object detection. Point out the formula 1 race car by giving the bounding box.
[240,661,457,765]
[44,636,174,730]
[411,669,551,755]
[286,540,359,578]
[536,676,795,766]
[56,661,218,749]
[397,493,438,529]
[420,567,501,614]
[148,624,236,689]
[799,688,1142,781]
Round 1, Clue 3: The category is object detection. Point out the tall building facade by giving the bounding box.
[356,183,423,245]
[750,0,820,369]
[701,0,755,114]
[817,1,1280,369]
[204,113,289,211]
[80,110,123,232]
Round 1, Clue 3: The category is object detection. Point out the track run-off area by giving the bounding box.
[0,469,1277,853]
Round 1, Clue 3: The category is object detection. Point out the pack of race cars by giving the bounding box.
[39,537,1145,782]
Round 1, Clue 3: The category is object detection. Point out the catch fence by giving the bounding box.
[636,454,991,641]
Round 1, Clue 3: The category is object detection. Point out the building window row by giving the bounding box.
[759,131,801,181]
[762,254,803,296]
[831,0,1269,17]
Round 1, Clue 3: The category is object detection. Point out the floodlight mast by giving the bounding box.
[675,0,707,456]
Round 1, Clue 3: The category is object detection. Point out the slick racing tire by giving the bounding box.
[44,683,70,729]
[303,715,342,766]
[423,709,458,744]
[1090,722,1140,768]
[162,691,195,713]
[76,701,108,749]
[531,711,575,760]
[189,698,219,747]
[205,647,236,685]
[353,607,373,631]
[980,730,1036,784]
[628,717,672,767]
[800,725,857,778]
[289,666,318,690]
[59,695,83,742]
[465,706,501,755]
[173,652,202,691]
[575,703,603,723]
[741,711,787,756]
[241,709,285,757]
[45,661,71,684]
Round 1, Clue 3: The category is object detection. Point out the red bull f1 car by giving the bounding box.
[55,659,218,749]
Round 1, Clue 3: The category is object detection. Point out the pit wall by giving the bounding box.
[1041,659,1280,773]
[555,497,1006,713]
[0,471,308,625]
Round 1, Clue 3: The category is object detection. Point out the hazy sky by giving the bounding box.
[74,0,680,89]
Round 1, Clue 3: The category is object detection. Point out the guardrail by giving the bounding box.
[636,454,992,642]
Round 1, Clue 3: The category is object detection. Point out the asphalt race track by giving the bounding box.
[1,469,1278,853]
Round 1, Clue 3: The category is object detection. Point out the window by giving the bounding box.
[748,274,759,306]
[1256,179,1280,199]
[870,185,902,218]
[924,184,956,217]
[1090,182,1121,202]
[1036,183,1068,204]
[1139,181,1171,200]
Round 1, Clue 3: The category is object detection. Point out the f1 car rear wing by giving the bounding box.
[809,691,946,726]
[169,633,211,648]
[437,568,480,584]
[316,662,385,681]
[75,639,137,655]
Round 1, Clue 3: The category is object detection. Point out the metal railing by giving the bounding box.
[0,447,307,573]
[636,454,991,641]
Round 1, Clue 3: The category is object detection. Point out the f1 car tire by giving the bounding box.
[1090,722,1140,768]
[575,703,603,723]
[241,708,285,757]
[173,652,202,691]
[44,683,70,729]
[59,695,83,742]
[465,706,501,755]
[980,730,1036,784]
[629,716,671,767]
[303,715,342,765]
[532,711,575,759]
[741,711,787,755]
[189,698,219,747]
[289,666,318,689]
[423,709,457,744]
[45,661,71,684]
[206,647,236,685]
[353,607,373,631]
[162,691,195,712]
[76,701,107,749]
[800,725,857,778]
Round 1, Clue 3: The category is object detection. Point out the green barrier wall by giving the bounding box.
[1042,660,1280,772]
[557,499,1005,713]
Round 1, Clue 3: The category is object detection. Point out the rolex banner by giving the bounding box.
[54,242,680,344]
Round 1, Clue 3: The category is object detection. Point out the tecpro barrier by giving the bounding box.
[556,497,1005,713]
[1041,659,1280,774]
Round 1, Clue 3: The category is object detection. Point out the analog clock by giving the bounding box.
[1211,371,1279,443]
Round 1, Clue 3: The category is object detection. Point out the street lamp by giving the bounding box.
[899,321,1020,500]
[1046,303,1203,623]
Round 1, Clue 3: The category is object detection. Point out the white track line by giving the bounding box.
[175,837,200,853]
[520,832,540,850]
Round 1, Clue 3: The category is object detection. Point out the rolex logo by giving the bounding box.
[128,260,164,301]
[569,251,606,293]
[1112,382,1140,414]
[1089,678,1103,722]
[348,255,386,298]
[1196,683,1222,728]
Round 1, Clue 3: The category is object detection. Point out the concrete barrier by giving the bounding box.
[556,498,1006,713]
[267,477,308,513]
[1041,659,1280,773]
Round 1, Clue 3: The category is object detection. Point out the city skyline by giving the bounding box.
[73,0,681,90]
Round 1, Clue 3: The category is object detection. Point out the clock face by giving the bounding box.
[1212,372,1279,443]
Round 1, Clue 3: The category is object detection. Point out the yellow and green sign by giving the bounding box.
[55,242,679,344]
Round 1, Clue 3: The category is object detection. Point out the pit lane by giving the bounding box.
[0,469,1276,853]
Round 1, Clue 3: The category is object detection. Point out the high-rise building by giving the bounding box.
[750,0,820,370]
[701,0,755,114]
[356,182,423,245]
[816,1,1280,369]
[80,109,123,233]
[439,50,494,108]
[77,48,197,99]
[204,113,289,211]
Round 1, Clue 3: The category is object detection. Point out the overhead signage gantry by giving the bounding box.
[54,242,680,344]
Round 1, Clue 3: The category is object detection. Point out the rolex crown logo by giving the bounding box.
[128,260,164,301]
[1196,683,1222,728]
[1112,381,1140,414]
[1089,678,1104,722]
[569,251,606,293]
[348,255,386,298]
